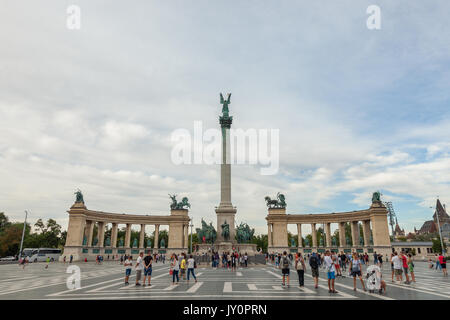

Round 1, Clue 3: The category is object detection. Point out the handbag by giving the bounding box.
[169,269,173,275]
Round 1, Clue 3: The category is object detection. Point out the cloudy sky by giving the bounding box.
[1,1,449,235]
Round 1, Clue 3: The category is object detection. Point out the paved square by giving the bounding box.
[0,261,449,300]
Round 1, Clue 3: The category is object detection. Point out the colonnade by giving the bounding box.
[266,200,391,256]
[63,201,190,261]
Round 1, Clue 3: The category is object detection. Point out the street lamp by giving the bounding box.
[18,210,28,261]
[190,216,194,254]
[430,203,446,256]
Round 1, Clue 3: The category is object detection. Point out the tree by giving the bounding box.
[251,234,268,252]
[432,237,447,253]
[0,212,10,233]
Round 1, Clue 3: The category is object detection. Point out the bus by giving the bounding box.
[24,248,62,263]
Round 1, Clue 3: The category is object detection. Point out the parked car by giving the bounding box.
[0,256,16,261]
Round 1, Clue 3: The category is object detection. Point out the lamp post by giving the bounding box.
[431,203,446,255]
[18,210,28,261]
[190,217,194,254]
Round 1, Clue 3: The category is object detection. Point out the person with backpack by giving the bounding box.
[309,252,320,289]
[295,253,306,287]
[280,251,291,287]
[350,252,366,291]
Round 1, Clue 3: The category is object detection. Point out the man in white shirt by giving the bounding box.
[324,250,337,293]
[391,251,403,283]
[135,252,144,286]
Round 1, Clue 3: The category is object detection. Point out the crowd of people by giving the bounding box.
[268,250,395,294]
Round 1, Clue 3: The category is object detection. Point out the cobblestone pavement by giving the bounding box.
[0,260,448,300]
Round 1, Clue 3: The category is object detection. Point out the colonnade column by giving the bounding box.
[351,221,359,246]
[139,224,145,248]
[111,223,118,248]
[86,220,94,247]
[362,220,371,246]
[98,222,105,247]
[154,224,160,249]
[184,224,189,249]
[325,223,332,247]
[339,222,346,247]
[311,223,317,247]
[297,223,302,247]
[267,224,272,248]
[125,223,131,248]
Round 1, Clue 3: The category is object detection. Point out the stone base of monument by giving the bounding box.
[234,243,258,255]
[267,246,290,255]
[195,243,215,254]
[215,241,234,253]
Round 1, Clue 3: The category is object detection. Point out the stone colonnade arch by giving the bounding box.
[266,200,391,257]
[62,201,190,261]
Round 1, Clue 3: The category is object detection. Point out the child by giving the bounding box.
[124,256,132,285]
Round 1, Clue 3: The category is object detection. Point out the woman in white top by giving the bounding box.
[350,253,366,291]
[171,254,180,284]
[187,254,198,284]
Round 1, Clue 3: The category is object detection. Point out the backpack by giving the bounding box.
[309,256,318,269]
[282,256,290,268]
[296,258,304,270]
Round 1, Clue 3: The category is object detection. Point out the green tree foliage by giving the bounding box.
[251,234,268,252]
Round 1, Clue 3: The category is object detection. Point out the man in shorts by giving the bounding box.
[143,251,153,286]
[439,253,447,276]
[135,252,144,286]
[324,250,338,293]
[309,252,320,289]
[392,251,403,283]
[400,251,410,284]
[280,251,291,287]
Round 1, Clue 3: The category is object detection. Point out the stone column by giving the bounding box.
[154,224,160,249]
[297,223,302,247]
[65,215,87,247]
[311,223,317,247]
[139,224,145,248]
[184,224,189,249]
[351,221,359,247]
[362,220,371,247]
[267,224,272,248]
[111,223,118,248]
[125,223,131,248]
[97,222,105,247]
[86,220,94,247]
[325,223,332,247]
[339,222,346,247]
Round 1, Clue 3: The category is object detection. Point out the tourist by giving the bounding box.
[135,252,144,286]
[124,255,132,285]
[280,251,291,287]
[391,251,403,283]
[324,250,338,293]
[244,253,248,268]
[438,253,447,276]
[120,255,124,264]
[295,253,306,287]
[407,253,415,283]
[309,252,320,289]
[378,254,383,268]
[180,253,187,280]
[390,253,395,282]
[428,258,434,269]
[350,252,366,291]
[435,254,441,270]
[171,254,180,284]
[143,251,153,286]
[69,254,73,263]
[187,254,198,284]
[63,256,66,264]
[45,256,50,269]
[333,251,342,277]
[275,254,280,268]
[373,252,378,265]
[231,253,237,271]
[400,251,410,284]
